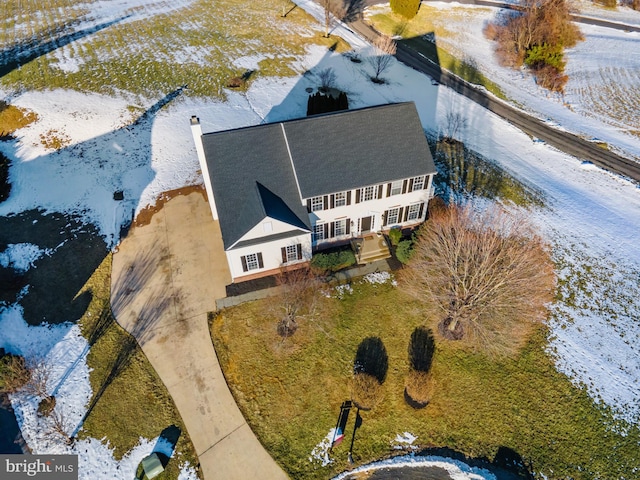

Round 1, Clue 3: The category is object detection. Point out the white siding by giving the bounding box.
[226,233,312,281]
[233,216,308,245]
[190,118,219,220]
[308,174,435,246]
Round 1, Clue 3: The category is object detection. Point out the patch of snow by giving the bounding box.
[392,432,419,450]
[362,271,396,286]
[331,453,496,480]
[7,320,91,454]
[309,428,336,467]
[0,243,51,272]
[334,283,353,299]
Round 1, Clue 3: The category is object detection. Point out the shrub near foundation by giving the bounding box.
[310,250,356,274]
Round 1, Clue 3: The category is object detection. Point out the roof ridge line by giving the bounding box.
[280,122,303,200]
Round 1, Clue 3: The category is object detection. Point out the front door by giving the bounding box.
[360,216,372,233]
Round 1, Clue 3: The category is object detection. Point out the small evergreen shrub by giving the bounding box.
[388,227,402,246]
[395,239,414,264]
[525,43,565,71]
[310,250,356,274]
[38,396,56,416]
[405,369,433,404]
[390,0,421,19]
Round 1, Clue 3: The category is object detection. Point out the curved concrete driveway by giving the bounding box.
[111,190,288,480]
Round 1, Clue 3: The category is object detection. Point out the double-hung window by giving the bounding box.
[334,191,346,207]
[363,186,375,202]
[386,207,400,225]
[407,203,422,221]
[285,245,299,263]
[311,196,324,212]
[245,253,259,270]
[241,252,263,272]
[412,176,425,191]
[390,180,403,196]
[334,219,347,237]
[313,224,325,242]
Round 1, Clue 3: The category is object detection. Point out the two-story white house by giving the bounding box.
[190,102,437,283]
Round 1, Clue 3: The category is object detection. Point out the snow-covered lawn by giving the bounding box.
[367,1,640,159]
[1,0,640,477]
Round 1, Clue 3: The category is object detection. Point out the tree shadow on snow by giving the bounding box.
[0,87,185,328]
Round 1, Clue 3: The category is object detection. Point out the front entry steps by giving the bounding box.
[351,233,391,264]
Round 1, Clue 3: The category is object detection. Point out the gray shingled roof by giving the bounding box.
[199,102,435,250]
[201,124,311,250]
[285,102,436,198]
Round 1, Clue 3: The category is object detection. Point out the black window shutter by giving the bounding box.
[408,178,414,191]
[296,244,302,260]
[323,195,329,210]
[383,210,388,227]
[418,202,425,219]
[398,207,404,223]
[386,183,392,197]
[402,179,408,194]
[423,176,430,190]
[346,191,352,205]
[281,247,287,264]
[257,252,264,269]
[330,194,335,209]
[330,222,335,238]
[241,256,248,272]
[355,189,361,203]
[403,207,409,222]
[323,224,329,239]
[377,185,383,199]
[346,219,350,235]
[306,199,311,213]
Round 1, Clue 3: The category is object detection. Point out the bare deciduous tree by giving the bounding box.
[442,109,468,142]
[368,35,397,83]
[274,267,321,337]
[322,0,346,37]
[47,408,73,445]
[401,204,555,356]
[24,357,51,398]
[0,353,31,393]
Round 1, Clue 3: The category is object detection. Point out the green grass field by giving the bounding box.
[211,278,640,479]
[0,0,349,99]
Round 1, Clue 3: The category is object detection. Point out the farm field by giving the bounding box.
[1,0,640,478]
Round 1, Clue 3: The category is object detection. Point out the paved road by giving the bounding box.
[422,0,640,32]
[348,4,640,183]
